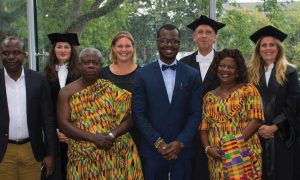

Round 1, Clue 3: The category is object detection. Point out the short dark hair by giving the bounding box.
[213,48,248,83]
[156,24,180,39]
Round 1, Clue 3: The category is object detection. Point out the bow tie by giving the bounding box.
[162,64,176,71]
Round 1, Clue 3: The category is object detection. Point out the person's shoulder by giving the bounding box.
[24,68,47,81]
[102,65,110,72]
[286,65,297,75]
[180,51,197,62]
[241,83,260,96]
[137,61,157,72]
[100,65,110,77]
[59,79,81,97]
[178,61,198,74]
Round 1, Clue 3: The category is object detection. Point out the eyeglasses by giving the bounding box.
[157,39,180,46]
[1,51,24,57]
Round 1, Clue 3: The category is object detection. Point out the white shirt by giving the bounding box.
[158,59,177,103]
[265,63,274,87]
[196,50,214,81]
[5,68,29,140]
[56,63,68,88]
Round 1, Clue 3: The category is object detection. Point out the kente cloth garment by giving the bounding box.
[199,83,264,180]
[67,79,143,180]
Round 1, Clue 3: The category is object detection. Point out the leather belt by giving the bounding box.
[8,138,30,145]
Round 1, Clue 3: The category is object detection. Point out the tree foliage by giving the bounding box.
[1,0,300,71]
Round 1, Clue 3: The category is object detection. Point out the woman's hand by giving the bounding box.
[57,129,69,143]
[258,124,278,139]
[92,133,114,150]
[207,147,222,160]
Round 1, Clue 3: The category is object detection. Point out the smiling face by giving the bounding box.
[259,36,279,66]
[0,39,25,76]
[112,37,134,63]
[54,42,72,64]
[217,57,238,85]
[156,28,180,64]
[192,24,216,53]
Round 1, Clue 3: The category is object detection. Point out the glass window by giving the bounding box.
[0,0,28,68]
[35,0,210,70]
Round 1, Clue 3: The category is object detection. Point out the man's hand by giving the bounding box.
[157,140,168,154]
[161,141,184,160]
[92,133,114,150]
[258,124,278,139]
[42,155,55,177]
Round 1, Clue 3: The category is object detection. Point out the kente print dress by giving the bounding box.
[199,83,264,179]
[67,79,143,179]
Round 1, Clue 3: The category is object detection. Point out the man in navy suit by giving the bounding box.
[132,24,202,180]
[0,36,57,179]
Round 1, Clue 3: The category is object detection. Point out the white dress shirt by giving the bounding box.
[5,68,29,140]
[196,50,214,81]
[158,59,177,103]
[56,63,68,88]
[265,63,274,87]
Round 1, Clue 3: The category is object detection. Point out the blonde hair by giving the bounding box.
[109,31,137,64]
[248,37,294,86]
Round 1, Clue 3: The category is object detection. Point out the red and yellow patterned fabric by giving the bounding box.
[67,79,143,180]
[199,83,264,180]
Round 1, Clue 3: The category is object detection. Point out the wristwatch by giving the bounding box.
[108,132,115,138]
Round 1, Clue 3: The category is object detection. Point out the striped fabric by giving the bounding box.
[199,83,264,180]
[67,79,143,180]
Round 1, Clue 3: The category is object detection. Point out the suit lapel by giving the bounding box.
[0,69,9,115]
[170,62,182,106]
[153,61,170,105]
[24,69,32,115]
[268,67,280,92]
[188,51,200,70]
[201,51,218,93]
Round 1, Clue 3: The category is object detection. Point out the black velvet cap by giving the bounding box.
[249,25,287,43]
[187,15,226,33]
[47,33,80,46]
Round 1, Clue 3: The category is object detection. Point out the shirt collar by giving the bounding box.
[196,50,214,62]
[158,58,177,68]
[55,62,69,71]
[4,67,25,81]
[264,63,274,72]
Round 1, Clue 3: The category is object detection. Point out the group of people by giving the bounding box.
[0,14,299,180]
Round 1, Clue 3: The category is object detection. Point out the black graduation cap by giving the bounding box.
[186,15,226,33]
[249,25,287,44]
[47,33,80,46]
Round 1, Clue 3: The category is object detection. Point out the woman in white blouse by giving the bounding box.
[248,25,300,180]
[43,33,80,180]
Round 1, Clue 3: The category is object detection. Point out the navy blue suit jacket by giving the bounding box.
[0,68,57,161]
[132,60,202,158]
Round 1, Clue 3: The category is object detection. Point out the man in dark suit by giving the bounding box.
[180,15,225,180]
[132,24,202,180]
[0,36,57,179]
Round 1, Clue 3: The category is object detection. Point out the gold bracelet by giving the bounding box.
[205,145,211,154]
[154,137,164,149]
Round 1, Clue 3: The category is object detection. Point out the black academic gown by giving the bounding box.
[180,50,220,180]
[47,75,73,180]
[257,65,300,180]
